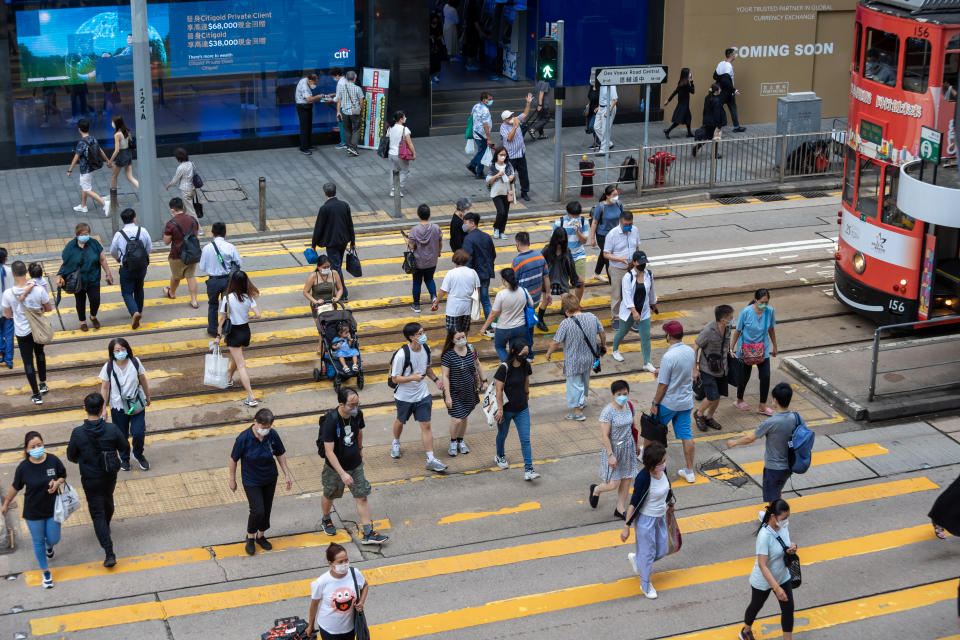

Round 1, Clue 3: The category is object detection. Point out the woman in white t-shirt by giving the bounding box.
[479,268,533,362]
[98,338,152,471]
[217,270,262,407]
[307,542,368,640]
[387,110,416,197]
[620,441,673,600]
[0,261,53,405]
[432,249,479,334]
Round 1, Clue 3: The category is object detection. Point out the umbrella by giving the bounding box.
[46,276,65,331]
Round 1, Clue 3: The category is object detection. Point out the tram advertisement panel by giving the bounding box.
[918,235,936,321]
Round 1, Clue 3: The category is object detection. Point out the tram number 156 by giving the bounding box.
[888,299,906,314]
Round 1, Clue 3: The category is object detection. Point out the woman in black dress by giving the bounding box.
[663,68,694,139]
[441,329,487,457]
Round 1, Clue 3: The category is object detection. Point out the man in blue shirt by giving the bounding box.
[512,231,552,356]
[651,321,697,484]
[461,212,496,335]
[467,92,494,178]
[554,201,590,300]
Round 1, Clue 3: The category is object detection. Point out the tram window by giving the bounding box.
[842,147,856,206]
[903,37,931,93]
[854,22,863,73]
[944,35,959,102]
[864,28,899,86]
[880,166,915,231]
[856,158,881,218]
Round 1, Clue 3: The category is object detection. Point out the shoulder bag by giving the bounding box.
[62,242,90,294]
[520,287,538,327]
[399,138,414,161]
[23,305,54,345]
[220,296,233,337]
[350,568,371,640]
[766,524,802,588]
[481,363,507,426]
[399,230,416,275]
[571,315,604,373]
[740,308,769,366]
[109,359,146,415]
[345,248,363,277]
[80,423,121,474]
[377,129,390,159]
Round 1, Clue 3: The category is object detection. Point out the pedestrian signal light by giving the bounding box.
[537,37,558,83]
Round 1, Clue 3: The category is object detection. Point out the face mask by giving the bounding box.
[778,518,789,528]
[320,268,331,276]
[418,334,428,345]
[455,338,467,347]
[346,407,359,417]
[621,225,633,233]
[610,195,619,202]
[77,235,91,244]
[497,156,506,164]
[462,222,470,232]
[110,122,116,130]
[255,427,271,437]
[309,84,317,91]
[487,100,493,107]
[614,394,629,407]
[115,350,128,361]
[29,446,45,459]
[334,562,349,573]
[756,302,768,310]
[654,463,666,472]
[637,264,647,272]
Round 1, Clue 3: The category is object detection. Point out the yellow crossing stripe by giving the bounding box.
[26,477,937,635]
[739,443,888,475]
[438,502,540,525]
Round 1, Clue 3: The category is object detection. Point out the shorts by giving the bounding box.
[699,371,729,401]
[574,256,586,279]
[225,322,251,348]
[657,404,692,440]
[78,171,94,192]
[762,467,792,502]
[169,258,198,280]
[322,461,372,500]
[446,314,471,333]
[396,395,432,424]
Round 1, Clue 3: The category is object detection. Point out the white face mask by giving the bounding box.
[455,338,467,347]
[610,195,619,202]
[334,561,349,573]
[320,268,331,276]
[497,156,506,164]
[778,518,789,528]
[255,427,271,437]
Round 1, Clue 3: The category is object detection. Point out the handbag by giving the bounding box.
[740,308,769,366]
[665,505,683,555]
[23,306,54,345]
[345,248,363,277]
[399,139,414,161]
[521,287,538,327]
[220,297,233,337]
[639,412,668,446]
[303,248,319,265]
[350,568,371,640]
[465,138,475,155]
[62,268,84,294]
[377,131,390,159]
[768,525,802,588]
[53,482,82,523]
[480,363,507,426]
[204,343,230,388]
[191,167,204,189]
[399,230,416,274]
[470,288,483,321]
[193,191,204,219]
[507,183,515,203]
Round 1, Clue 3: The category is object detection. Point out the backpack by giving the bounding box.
[119,227,150,273]
[84,136,104,170]
[79,422,121,474]
[387,343,431,389]
[787,412,815,474]
[172,219,202,265]
[618,156,638,184]
[316,409,337,459]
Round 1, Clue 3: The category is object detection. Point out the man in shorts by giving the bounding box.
[66,118,112,214]
[319,387,388,545]
[162,198,199,307]
[651,320,697,483]
[390,322,447,472]
[693,304,734,431]
[554,201,589,300]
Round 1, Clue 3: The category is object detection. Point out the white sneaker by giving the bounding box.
[483,329,496,339]
[494,455,509,469]
[680,468,696,484]
[627,552,638,574]
[612,350,625,362]
[597,273,608,282]
[642,362,657,373]
[458,440,470,454]
[426,457,448,472]
[390,442,401,459]
[524,468,540,481]
[389,190,394,197]
[73,205,88,213]
[448,441,459,457]
[643,585,658,599]
[636,446,644,462]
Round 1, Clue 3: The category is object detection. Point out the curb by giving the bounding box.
[780,352,868,422]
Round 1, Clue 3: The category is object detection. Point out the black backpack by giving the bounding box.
[79,422,121,474]
[316,409,337,459]
[84,136,104,171]
[618,156,638,184]
[387,344,431,389]
[120,227,150,273]
[172,219,202,265]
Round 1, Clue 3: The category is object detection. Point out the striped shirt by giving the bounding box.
[512,249,548,304]
[295,78,314,105]
[499,113,527,160]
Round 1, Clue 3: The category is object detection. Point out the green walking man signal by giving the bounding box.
[537,37,558,83]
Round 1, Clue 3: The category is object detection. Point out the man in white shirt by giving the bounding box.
[602,210,640,329]
[329,68,347,149]
[595,84,619,152]
[109,208,153,330]
[199,221,242,337]
[715,48,745,132]
[295,72,322,155]
[336,71,365,157]
[390,322,447,472]
[0,247,12,368]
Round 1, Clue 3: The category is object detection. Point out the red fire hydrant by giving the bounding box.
[648,151,676,186]
[579,155,595,198]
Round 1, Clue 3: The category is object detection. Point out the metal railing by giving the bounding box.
[868,315,960,401]
[561,129,845,198]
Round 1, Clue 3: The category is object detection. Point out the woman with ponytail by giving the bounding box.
[739,499,797,640]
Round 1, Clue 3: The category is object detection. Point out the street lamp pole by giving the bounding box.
[131,0,161,237]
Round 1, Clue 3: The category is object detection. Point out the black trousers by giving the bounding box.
[529,108,551,136]
[594,233,609,276]
[296,104,313,151]
[736,357,771,404]
[512,154,530,195]
[724,94,741,127]
[16,333,46,396]
[326,244,349,301]
[82,476,117,553]
[343,113,362,151]
[243,480,277,534]
[206,275,229,336]
[493,195,511,233]
[74,283,101,322]
[744,582,794,632]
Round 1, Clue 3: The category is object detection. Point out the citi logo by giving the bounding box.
[334,48,351,59]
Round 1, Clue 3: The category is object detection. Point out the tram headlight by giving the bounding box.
[852,251,866,274]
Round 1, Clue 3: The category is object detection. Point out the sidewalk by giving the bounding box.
[0,114,840,254]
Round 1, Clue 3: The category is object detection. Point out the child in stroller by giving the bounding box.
[331,321,360,373]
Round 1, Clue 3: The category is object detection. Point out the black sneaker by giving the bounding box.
[120,460,131,472]
[589,484,599,509]
[38,382,49,394]
[361,530,389,545]
[46,545,54,559]
[103,552,117,568]
[536,320,549,332]
[322,519,337,536]
[31,394,43,405]
[411,304,421,313]
[133,454,150,471]
[733,126,746,133]
[256,536,273,550]
[245,538,256,555]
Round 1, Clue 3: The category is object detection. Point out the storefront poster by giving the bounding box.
[360,68,389,150]
[918,234,936,321]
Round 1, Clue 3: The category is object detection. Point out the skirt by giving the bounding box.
[114,148,133,167]
[600,433,639,483]
[670,103,691,126]
[225,322,251,348]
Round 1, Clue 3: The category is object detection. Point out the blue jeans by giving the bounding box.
[0,316,13,366]
[25,517,61,571]
[496,407,532,469]
[494,325,527,362]
[565,371,591,409]
[118,267,145,316]
[338,112,346,145]
[412,267,437,305]
[479,278,491,317]
[112,407,146,462]
[468,134,487,175]
[325,244,349,300]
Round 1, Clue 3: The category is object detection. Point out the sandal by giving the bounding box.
[162,286,175,299]
[733,401,750,411]
[934,525,947,540]
[189,301,199,309]
[757,407,774,416]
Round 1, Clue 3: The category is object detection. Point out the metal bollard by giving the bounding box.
[258,177,267,232]
[391,171,401,219]
[109,188,119,235]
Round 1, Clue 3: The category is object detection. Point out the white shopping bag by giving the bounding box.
[481,146,493,166]
[480,380,498,426]
[465,138,475,155]
[53,483,82,523]
[470,288,483,321]
[204,344,230,389]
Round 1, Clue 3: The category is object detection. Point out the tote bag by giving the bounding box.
[665,507,683,555]
[24,306,54,345]
[204,344,230,388]
[470,288,483,321]
[53,482,82,523]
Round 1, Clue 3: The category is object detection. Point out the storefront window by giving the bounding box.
[944,34,959,102]
[842,146,856,206]
[902,37,931,93]
[864,28,899,87]
[853,22,862,74]
[856,158,881,218]
[880,166,915,231]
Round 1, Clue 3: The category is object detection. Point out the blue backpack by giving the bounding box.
[787,412,815,474]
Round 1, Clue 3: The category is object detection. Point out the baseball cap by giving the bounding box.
[662,320,684,339]
[456,197,472,211]
[632,250,648,265]
[501,110,514,120]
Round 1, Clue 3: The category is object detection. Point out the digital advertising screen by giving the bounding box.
[15,0,355,86]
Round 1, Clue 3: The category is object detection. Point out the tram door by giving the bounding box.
[929,226,960,316]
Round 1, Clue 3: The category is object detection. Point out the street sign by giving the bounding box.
[592,65,668,86]
[919,126,942,165]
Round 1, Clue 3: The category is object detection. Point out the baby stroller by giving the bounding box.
[312,302,364,392]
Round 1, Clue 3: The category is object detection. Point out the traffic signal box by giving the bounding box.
[537,37,558,83]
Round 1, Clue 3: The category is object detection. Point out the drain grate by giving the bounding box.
[715,196,748,205]
[199,178,248,202]
[698,456,752,488]
[756,193,787,202]
[799,191,829,199]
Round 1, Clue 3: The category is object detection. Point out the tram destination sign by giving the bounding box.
[592,65,668,86]
[859,119,883,146]
[920,126,942,165]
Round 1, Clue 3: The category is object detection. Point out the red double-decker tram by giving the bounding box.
[836,0,960,324]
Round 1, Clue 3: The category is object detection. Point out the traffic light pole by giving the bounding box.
[131,0,161,238]
[552,20,564,202]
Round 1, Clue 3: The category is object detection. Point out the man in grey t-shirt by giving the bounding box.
[726,382,797,502]
[528,80,552,139]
